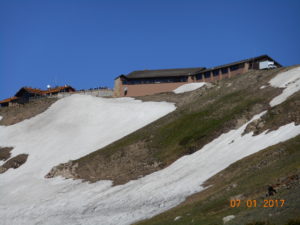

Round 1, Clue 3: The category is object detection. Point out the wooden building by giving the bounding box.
[43,86,76,96]
[0,97,19,107]
[0,86,75,107]
[114,55,281,97]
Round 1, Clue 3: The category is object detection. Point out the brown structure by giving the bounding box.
[114,67,205,97]
[0,97,19,107]
[0,86,75,107]
[114,55,282,97]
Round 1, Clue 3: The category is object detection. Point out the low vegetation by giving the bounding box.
[134,135,300,225]
[1,66,299,224]
[49,67,287,184]
[0,98,57,126]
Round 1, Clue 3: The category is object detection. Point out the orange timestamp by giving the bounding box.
[230,199,285,208]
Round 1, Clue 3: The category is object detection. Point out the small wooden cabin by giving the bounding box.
[0,85,76,107]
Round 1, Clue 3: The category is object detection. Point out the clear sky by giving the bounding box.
[1,0,300,99]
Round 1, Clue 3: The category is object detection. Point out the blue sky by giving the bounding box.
[1,0,300,99]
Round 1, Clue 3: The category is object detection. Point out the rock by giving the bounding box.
[223,215,235,224]
[45,161,78,179]
[0,166,7,174]
[230,194,244,201]
[174,216,181,221]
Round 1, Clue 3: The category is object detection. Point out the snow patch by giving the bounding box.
[223,215,235,224]
[0,115,2,121]
[269,66,300,106]
[260,85,266,89]
[173,82,206,94]
[1,96,300,225]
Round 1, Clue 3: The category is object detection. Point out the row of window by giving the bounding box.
[196,63,244,80]
[122,76,188,85]
[122,63,245,84]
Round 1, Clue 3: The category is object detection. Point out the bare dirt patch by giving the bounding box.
[244,91,300,135]
[46,67,293,185]
[134,135,300,225]
[0,154,28,174]
[0,98,57,126]
[0,147,13,161]
[46,141,163,185]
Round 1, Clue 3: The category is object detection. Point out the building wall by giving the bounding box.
[56,89,113,98]
[115,79,192,97]
[113,78,123,97]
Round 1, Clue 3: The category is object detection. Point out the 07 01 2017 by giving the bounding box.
[230,199,285,208]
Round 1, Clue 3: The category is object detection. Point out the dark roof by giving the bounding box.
[200,55,282,73]
[125,67,206,79]
[15,86,76,97]
[115,55,282,80]
[42,86,76,94]
[15,87,44,97]
[0,96,19,104]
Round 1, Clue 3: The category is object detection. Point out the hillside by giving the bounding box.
[0,66,300,225]
[48,66,298,185]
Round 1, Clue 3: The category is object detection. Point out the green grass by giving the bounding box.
[151,91,263,163]
[134,135,300,225]
[69,67,300,224]
[77,89,264,168]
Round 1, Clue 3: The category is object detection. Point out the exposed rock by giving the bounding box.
[230,194,244,201]
[46,141,163,185]
[0,167,7,173]
[223,215,235,224]
[244,92,300,136]
[0,154,28,174]
[0,147,13,161]
[243,118,265,135]
[174,216,181,221]
[235,117,248,129]
[45,161,78,179]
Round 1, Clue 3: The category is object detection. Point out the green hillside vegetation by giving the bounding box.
[51,67,288,184]
[42,65,299,224]
[134,134,300,225]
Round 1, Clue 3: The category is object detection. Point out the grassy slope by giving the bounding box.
[70,67,286,184]
[133,77,300,225]
[134,134,300,225]
[2,66,299,224]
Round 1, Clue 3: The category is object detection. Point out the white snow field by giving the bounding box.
[0,66,300,225]
[269,66,300,106]
[173,82,206,94]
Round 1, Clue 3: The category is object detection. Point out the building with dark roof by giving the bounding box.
[0,96,19,107]
[0,86,75,107]
[114,55,281,97]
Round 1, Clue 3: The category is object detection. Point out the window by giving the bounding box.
[213,70,219,76]
[230,65,239,71]
[196,73,203,80]
[123,76,189,85]
[204,71,211,78]
[221,67,228,74]
[180,77,188,82]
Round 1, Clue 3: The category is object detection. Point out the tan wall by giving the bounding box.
[229,67,247,77]
[119,81,192,97]
[113,78,123,97]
